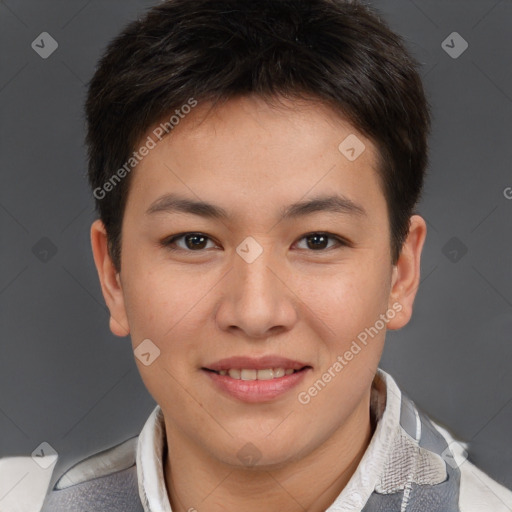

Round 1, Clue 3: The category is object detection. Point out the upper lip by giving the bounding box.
[204,356,312,372]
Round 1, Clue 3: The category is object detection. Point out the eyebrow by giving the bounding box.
[145,192,366,220]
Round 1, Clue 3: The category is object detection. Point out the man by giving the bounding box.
[40,0,512,510]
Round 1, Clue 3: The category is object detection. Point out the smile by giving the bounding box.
[206,367,305,380]
[202,366,311,403]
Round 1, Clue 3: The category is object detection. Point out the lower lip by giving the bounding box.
[203,368,310,403]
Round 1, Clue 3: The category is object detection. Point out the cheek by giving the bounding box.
[122,266,199,402]
[122,261,192,337]
[295,265,389,423]
[304,259,391,341]
[122,260,218,387]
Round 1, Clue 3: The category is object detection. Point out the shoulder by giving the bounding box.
[459,460,512,512]
[53,436,138,490]
[430,421,512,512]
[40,436,144,512]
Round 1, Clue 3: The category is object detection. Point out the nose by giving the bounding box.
[215,242,298,339]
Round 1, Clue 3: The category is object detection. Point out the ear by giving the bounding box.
[386,214,427,330]
[90,219,130,337]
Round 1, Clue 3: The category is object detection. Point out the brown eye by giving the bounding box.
[162,232,215,251]
[161,231,349,253]
[306,233,329,250]
[295,232,347,251]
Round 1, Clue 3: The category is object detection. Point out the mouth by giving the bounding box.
[202,367,310,381]
[201,356,312,402]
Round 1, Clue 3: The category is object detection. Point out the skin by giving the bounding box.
[91,95,426,512]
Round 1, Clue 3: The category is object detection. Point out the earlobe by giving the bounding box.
[386,215,427,330]
[90,219,130,337]
[109,315,130,337]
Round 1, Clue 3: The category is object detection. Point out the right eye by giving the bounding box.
[160,232,218,252]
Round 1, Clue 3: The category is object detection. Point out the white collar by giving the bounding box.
[136,400,172,512]
[324,369,402,511]
[136,368,404,512]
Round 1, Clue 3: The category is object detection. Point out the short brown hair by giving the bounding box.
[85,0,431,271]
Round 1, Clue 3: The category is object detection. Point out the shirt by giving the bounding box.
[39,368,512,511]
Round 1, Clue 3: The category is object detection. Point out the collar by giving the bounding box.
[325,368,406,511]
[135,368,444,512]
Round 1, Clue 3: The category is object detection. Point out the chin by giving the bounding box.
[212,433,308,469]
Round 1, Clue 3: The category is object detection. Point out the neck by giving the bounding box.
[163,388,374,512]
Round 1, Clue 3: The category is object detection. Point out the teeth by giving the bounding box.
[220,368,299,380]
[228,369,241,379]
[241,369,257,381]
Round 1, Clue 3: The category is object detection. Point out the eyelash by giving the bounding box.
[160,232,350,253]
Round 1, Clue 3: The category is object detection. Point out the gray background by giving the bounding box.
[1,0,511,497]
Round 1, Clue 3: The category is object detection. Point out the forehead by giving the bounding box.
[127,95,385,221]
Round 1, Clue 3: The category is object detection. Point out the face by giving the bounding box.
[91,95,425,468]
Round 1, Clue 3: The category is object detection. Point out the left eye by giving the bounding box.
[161,232,347,252]
[294,232,346,251]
